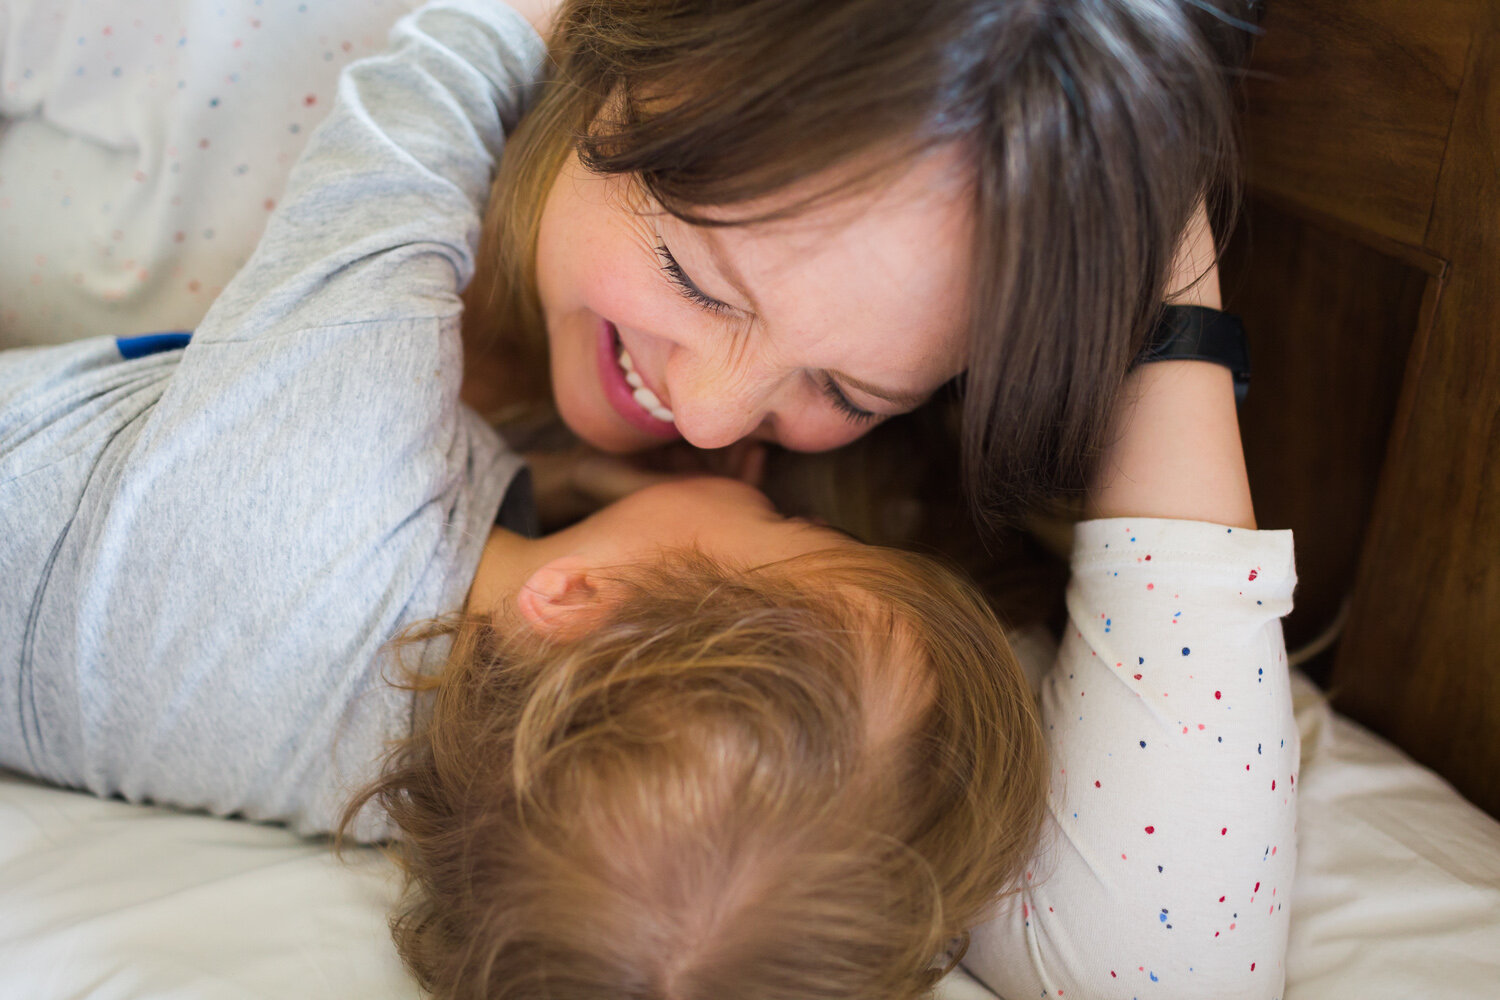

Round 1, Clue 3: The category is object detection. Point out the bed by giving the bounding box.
[2,0,1498,996]
[2,672,1497,999]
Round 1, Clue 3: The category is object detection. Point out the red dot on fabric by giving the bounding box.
[1219,896,1226,902]
[1145,554,1152,561]
[1147,583,1154,590]
[1133,673,1142,680]
[1249,569,1258,581]
[1272,780,1276,790]
[1094,780,1101,788]
[1221,827,1228,835]
[1111,972,1117,978]
[1254,882,1260,892]
[304,94,318,106]
[1251,963,1256,971]
[1144,826,1155,834]
[1215,690,1222,700]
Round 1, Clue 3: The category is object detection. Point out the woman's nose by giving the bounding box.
[664,348,776,450]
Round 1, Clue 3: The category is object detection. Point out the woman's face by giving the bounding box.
[533,147,973,454]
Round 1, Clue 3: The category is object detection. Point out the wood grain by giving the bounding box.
[1329,4,1500,816]
[1241,0,1472,247]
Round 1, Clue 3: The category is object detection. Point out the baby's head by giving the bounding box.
[348,481,1045,999]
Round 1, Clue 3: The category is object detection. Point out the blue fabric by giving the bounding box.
[116,332,192,360]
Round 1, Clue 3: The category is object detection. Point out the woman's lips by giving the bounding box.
[596,320,681,440]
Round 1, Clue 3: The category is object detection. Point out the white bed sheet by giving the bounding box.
[2,673,1497,999]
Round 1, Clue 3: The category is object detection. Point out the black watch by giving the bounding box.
[1137,305,1251,404]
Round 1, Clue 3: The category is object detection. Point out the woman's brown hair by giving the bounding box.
[341,547,1045,999]
[465,0,1258,521]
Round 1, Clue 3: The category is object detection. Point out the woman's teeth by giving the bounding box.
[617,345,675,423]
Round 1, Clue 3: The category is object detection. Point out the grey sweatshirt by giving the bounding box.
[0,0,545,840]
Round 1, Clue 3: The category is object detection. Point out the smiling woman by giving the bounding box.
[463,0,1255,519]
[531,145,971,453]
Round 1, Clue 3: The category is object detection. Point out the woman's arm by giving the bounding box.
[965,273,1300,995]
[1090,197,1252,527]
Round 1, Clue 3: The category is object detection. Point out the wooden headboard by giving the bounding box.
[1221,0,1500,814]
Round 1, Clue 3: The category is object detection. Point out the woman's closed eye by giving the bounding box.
[817,373,880,424]
[655,240,735,316]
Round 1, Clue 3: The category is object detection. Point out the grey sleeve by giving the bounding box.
[19,2,545,837]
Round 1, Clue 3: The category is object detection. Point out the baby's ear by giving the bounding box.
[517,555,607,634]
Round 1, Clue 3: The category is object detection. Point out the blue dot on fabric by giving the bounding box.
[1139,740,1147,748]
[210,97,220,107]
[1150,972,1159,982]
[1138,656,1144,665]
[1181,647,1190,656]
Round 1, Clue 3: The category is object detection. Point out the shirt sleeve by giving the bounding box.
[965,518,1300,1000]
[20,1,546,838]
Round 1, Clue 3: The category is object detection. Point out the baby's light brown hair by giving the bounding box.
[342,546,1045,1000]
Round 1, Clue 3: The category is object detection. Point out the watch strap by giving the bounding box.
[1138,305,1251,404]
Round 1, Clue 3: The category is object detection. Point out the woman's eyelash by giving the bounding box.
[819,374,879,424]
[655,242,733,316]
